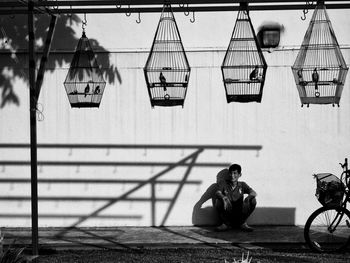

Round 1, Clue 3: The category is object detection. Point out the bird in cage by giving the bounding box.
[94,85,100,94]
[159,72,167,91]
[249,66,259,81]
[297,69,307,86]
[84,83,90,97]
[312,68,319,88]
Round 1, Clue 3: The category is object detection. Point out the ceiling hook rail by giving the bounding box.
[190,11,195,23]
[136,12,141,23]
[125,5,131,16]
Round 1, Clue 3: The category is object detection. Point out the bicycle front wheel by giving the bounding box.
[304,206,350,252]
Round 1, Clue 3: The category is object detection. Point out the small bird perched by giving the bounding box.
[312,68,319,91]
[94,85,100,94]
[249,66,259,81]
[159,72,167,91]
[84,83,90,97]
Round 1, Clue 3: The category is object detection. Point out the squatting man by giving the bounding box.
[194,164,257,231]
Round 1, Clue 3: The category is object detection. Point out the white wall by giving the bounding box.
[0,7,350,227]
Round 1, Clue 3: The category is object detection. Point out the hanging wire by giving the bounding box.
[36,103,44,121]
[82,13,87,31]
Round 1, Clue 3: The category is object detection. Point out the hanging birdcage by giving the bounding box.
[221,3,267,103]
[144,4,191,107]
[64,18,106,108]
[291,0,348,107]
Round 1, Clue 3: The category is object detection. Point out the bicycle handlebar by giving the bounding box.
[340,158,348,170]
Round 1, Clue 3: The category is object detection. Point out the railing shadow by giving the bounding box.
[0,143,262,242]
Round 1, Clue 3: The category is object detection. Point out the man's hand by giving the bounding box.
[222,196,232,211]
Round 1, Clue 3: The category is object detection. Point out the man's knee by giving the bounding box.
[250,197,257,208]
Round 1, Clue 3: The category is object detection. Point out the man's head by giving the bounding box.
[228,164,242,183]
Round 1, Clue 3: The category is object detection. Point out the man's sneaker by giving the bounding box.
[215,223,229,231]
[240,222,254,232]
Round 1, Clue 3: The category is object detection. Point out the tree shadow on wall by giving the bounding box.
[0,13,121,108]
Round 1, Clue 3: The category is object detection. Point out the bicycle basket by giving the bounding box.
[314,173,345,208]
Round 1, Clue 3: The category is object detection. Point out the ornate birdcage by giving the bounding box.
[291,0,348,107]
[144,4,191,107]
[64,24,106,108]
[221,3,267,103]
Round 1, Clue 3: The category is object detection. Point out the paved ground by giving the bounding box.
[2,226,310,251]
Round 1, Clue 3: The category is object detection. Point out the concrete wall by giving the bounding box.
[0,7,350,227]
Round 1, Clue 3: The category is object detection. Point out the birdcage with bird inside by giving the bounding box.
[64,17,106,108]
[221,2,267,103]
[291,0,348,107]
[144,4,191,107]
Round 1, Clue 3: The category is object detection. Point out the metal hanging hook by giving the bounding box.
[184,4,190,16]
[301,1,313,21]
[53,0,59,10]
[190,11,195,23]
[125,5,131,17]
[68,5,72,18]
[136,12,141,23]
[82,13,87,31]
[116,0,121,8]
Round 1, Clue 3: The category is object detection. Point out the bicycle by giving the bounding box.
[304,158,350,253]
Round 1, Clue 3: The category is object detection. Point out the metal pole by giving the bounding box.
[28,0,39,260]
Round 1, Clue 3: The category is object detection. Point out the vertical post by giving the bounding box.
[28,0,39,260]
[151,182,156,226]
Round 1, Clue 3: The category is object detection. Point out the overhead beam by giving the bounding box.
[0,1,350,14]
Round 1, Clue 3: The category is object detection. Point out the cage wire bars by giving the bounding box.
[144,4,190,107]
[221,2,267,103]
[63,14,106,108]
[291,0,348,107]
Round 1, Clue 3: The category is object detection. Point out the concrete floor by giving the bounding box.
[1,226,308,251]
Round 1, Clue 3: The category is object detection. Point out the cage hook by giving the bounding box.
[190,11,195,23]
[116,1,121,8]
[301,9,308,20]
[9,8,15,19]
[179,4,185,8]
[125,5,131,17]
[82,13,87,31]
[184,4,190,16]
[68,5,72,18]
[136,12,141,24]
[53,0,59,10]
[301,1,313,21]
